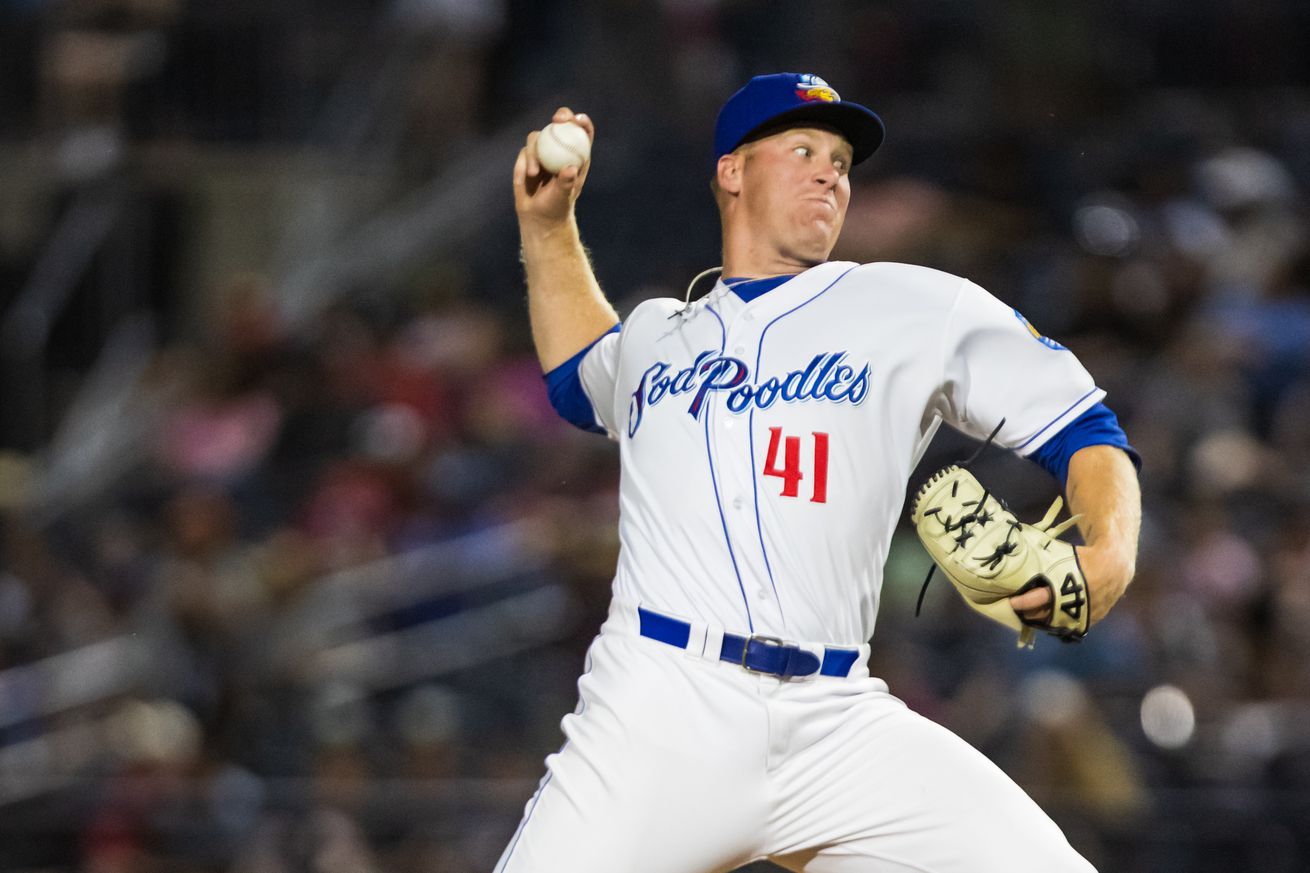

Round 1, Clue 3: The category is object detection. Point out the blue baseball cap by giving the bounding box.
[713,73,885,165]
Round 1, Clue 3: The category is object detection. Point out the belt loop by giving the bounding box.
[702,624,724,663]
[683,618,708,659]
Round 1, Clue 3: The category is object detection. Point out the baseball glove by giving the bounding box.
[910,465,1090,649]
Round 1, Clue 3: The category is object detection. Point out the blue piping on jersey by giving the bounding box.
[749,265,859,626]
[746,417,782,629]
[703,303,754,631]
[1014,386,1098,451]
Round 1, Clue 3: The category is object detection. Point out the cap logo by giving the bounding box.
[713,72,882,164]
[795,74,839,103]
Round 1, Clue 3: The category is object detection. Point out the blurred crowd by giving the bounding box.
[2,0,1310,871]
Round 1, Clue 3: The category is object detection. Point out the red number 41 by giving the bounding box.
[763,428,829,503]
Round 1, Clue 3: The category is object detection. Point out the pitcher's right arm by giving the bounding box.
[513,107,619,371]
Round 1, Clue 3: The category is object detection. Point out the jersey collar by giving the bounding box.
[709,262,857,319]
[723,275,795,302]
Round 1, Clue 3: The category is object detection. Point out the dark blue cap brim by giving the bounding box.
[735,101,885,165]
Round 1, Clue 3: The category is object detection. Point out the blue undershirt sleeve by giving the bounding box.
[1028,401,1141,486]
[543,323,622,434]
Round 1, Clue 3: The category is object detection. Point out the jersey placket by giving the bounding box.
[709,304,787,636]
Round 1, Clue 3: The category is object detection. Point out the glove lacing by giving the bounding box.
[914,419,1006,618]
[915,462,1082,624]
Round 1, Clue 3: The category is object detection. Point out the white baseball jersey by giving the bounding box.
[577,260,1103,646]
[497,259,1104,873]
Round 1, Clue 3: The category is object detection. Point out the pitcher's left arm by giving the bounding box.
[1011,445,1141,625]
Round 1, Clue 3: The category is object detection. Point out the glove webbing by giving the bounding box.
[914,418,1005,619]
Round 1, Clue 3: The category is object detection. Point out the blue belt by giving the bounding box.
[637,607,860,679]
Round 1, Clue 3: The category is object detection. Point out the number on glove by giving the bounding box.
[1059,573,1085,620]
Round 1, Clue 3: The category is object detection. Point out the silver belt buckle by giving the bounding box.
[741,634,787,674]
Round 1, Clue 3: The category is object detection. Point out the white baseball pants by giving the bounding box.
[493,600,1095,873]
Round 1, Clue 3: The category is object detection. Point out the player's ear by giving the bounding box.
[716,153,744,195]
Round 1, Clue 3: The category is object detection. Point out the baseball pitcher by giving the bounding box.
[498,73,1141,873]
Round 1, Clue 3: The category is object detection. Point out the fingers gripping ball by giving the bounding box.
[911,466,1091,649]
[536,122,591,174]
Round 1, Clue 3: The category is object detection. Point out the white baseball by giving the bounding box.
[536,121,591,174]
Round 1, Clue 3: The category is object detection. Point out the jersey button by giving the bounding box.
[744,313,755,322]
[733,346,746,355]
[723,419,734,430]
[732,496,743,510]
[756,589,769,600]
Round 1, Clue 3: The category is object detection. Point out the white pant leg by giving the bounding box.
[763,678,1095,873]
[493,631,771,873]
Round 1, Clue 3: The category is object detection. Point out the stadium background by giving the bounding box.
[1,0,1309,871]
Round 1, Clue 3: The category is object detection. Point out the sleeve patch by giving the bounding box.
[1012,308,1068,351]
